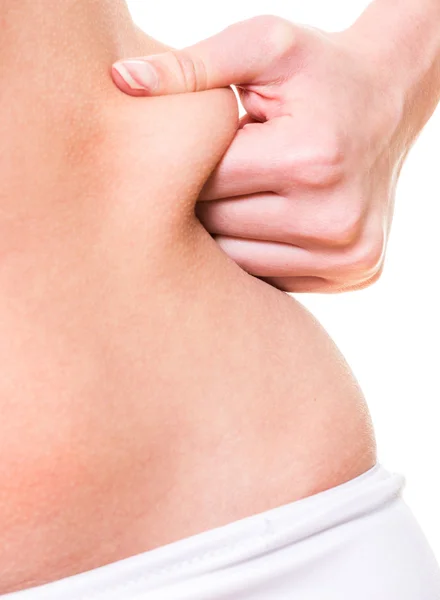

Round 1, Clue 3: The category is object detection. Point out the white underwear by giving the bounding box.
[3,464,440,599]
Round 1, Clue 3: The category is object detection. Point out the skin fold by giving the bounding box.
[112,0,440,293]
[0,0,375,593]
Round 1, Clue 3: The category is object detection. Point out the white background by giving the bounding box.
[127,0,440,557]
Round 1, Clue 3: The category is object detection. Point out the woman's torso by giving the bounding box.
[0,29,376,593]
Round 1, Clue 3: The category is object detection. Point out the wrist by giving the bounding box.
[341,0,440,148]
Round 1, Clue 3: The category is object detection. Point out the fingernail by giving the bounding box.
[113,60,158,91]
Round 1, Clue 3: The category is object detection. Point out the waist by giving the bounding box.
[0,233,376,593]
[5,463,414,600]
[0,365,376,592]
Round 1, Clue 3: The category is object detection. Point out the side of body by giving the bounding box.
[0,3,375,592]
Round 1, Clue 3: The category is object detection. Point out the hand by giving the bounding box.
[112,15,405,293]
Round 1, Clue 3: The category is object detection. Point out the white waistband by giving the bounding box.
[4,464,406,600]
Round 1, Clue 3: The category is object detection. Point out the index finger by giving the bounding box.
[200,116,292,201]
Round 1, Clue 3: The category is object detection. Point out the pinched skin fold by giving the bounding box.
[0,6,375,594]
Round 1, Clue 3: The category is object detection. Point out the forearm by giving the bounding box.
[346,0,440,145]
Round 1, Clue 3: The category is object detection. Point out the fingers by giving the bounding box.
[207,211,384,286]
[214,235,380,293]
[196,192,342,247]
[263,267,384,294]
[112,15,299,96]
[215,236,322,278]
[197,194,282,239]
[200,118,294,200]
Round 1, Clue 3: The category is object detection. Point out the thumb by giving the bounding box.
[112,15,298,96]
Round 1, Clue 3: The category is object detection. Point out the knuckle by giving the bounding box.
[167,50,208,93]
[251,15,297,59]
[287,135,347,189]
[321,208,364,248]
[319,139,346,172]
[346,231,385,276]
[339,260,385,292]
